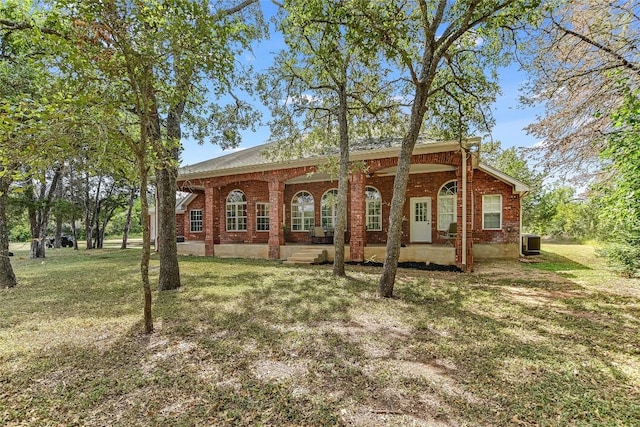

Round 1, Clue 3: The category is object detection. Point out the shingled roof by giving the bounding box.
[178,136,467,180]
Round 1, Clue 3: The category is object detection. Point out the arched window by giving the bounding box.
[226,190,247,231]
[321,189,339,230]
[291,191,314,231]
[365,186,382,231]
[437,180,457,231]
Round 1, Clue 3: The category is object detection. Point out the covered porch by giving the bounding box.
[174,139,483,271]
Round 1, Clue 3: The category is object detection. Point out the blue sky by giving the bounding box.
[179,5,543,166]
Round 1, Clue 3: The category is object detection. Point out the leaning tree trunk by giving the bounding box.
[0,173,17,288]
[333,84,350,277]
[378,96,426,297]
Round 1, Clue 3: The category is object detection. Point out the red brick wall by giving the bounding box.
[218,181,270,244]
[176,213,186,238]
[181,193,206,241]
[364,171,458,245]
[176,151,522,249]
[472,170,521,244]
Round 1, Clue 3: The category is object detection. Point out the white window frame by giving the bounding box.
[256,202,269,232]
[365,186,382,231]
[291,191,314,231]
[321,189,339,230]
[189,209,203,233]
[482,194,502,230]
[437,180,457,231]
[226,190,247,231]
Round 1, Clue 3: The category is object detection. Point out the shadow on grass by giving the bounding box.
[529,250,593,272]
[394,269,640,425]
[3,252,640,426]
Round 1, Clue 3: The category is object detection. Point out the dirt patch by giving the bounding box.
[253,359,310,382]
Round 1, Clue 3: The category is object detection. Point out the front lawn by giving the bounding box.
[1,244,639,425]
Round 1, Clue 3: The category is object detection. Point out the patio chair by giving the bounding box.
[439,222,457,246]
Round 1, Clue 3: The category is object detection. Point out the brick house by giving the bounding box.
[167,137,528,271]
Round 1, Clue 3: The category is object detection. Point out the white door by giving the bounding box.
[410,197,432,242]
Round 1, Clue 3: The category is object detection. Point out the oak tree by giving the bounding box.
[265,0,401,276]
[354,0,539,297]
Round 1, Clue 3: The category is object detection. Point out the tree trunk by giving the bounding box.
[156,104,183,291]
[121,186,136,249]
[137,152,153,334]
[333,84,350,277]
[54,214,62,248]
[100,206,116,249]
[156,166,181,290]
[0,173,17,288]
[378,93,427,297]
[94,210,101,249]
[71,211,78,250]
[86,175,102,250]
[27,168,62,260]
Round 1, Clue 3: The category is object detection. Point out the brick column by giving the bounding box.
[349,172,366,262]
[268,180,285,259]
[455,152,474,271]
[455,159,463,267]
[465,156,474,271]
[204,185,219,256]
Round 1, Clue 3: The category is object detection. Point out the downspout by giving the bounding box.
[518,189,529,257]
[461,148,467,270]
[519,195,523,257]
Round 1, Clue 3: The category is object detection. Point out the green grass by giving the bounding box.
[1,243,639,426]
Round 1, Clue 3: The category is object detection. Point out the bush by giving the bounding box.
[8,223,30,242]
[599,242,640,278]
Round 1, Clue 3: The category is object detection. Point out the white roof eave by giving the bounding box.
[477,162,530,194]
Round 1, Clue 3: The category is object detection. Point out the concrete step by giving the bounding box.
[284,248,327,265]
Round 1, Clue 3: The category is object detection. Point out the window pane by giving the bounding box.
[484,213,501,229]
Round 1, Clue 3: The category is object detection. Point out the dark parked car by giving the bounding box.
[46,236,74,248]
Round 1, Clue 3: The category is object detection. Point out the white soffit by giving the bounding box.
[375,164,456,176]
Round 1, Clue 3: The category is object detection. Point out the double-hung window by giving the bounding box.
[482,195,502,230]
